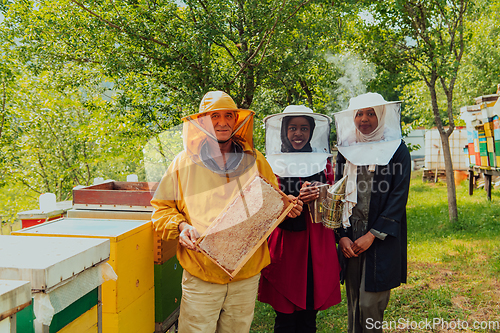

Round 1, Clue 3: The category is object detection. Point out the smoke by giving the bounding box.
[325,51,376,111]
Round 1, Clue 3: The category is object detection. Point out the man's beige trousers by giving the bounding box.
[178,270,261,333]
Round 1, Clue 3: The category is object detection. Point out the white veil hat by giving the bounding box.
[335,93,402,166]
[264,105,332,177]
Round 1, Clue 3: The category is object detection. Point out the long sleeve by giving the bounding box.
[151,158,186,242]
[370,142,411,238]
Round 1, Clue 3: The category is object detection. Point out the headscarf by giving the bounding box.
[341,100,390,229]
[354,105,386,143]
[280,115,316,153]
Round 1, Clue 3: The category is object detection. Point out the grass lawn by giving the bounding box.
[251,170,500,332]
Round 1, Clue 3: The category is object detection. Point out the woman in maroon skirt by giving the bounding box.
[259,105,342,332]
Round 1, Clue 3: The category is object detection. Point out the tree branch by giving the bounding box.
[0,80,6,139]
[70,0,171,48]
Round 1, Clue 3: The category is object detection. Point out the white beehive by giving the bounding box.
[424,128,469,171]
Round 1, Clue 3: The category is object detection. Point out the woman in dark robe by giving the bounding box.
[334,93,411,333]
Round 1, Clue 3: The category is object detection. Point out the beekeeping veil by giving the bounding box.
[147,91,264,236]
[264,105,332,177]
[143,91,257,182]
[334,92,402,229]
[182,90,257,175]
[335,92,402,166]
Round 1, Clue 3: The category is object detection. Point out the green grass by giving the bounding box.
[251,170,500,332]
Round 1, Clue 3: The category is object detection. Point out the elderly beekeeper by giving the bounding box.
[151,91,302,333]
[258,105,341,333]
[334,93,411,333]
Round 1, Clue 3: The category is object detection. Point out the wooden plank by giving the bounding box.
[73,182,159,208]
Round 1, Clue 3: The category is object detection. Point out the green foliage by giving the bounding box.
[0,62,146,200]
[3,0,347,112]
[454,0,500,104]
[0,182,38,223]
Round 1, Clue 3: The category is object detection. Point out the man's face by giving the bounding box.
[201,111,237,142]
[354,108,378,135]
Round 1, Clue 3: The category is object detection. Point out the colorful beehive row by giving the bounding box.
[461,95,500,169]
[468,117,500,168]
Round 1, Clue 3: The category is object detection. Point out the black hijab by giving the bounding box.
[280,116,316,153]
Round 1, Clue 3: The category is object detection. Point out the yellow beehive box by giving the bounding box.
[58,305,98,333]
[487,137,495,152]
[103,286,155,333]
[13,218,154,321]
[67,208,176,265]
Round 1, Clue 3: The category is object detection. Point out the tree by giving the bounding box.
[455,0,500,103]
[2,1,366,131]
[357,0,473,222]
[3,64,144,201]
[4,0,327,110]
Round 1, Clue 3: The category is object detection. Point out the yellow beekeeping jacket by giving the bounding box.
[151,147,277,284]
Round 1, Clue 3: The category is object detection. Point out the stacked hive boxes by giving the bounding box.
[66,208,182,333]
[495,115,500,166]
[424,128,469,171]
[70,181,182,333]
[0,235,110,333]
[13,219,155,333]
[461,94,500,169]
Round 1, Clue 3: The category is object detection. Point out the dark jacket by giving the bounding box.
[335,140,411,292]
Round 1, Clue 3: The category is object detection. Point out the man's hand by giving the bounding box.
[298,181,320,204]
[339,237,357,258]
[178,222,200,251]
[286,195,303,218]
[350,232,375,256]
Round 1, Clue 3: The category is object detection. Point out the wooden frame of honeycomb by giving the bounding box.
[195,172,294,279]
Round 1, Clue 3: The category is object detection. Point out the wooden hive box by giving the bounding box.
[0,280,32,333]
[73,182,159,211]
[0,235,110,333]
[195,173,294,279]
[17,201,73,229]
[12,218,155,333]
[66,209,176,265]
[64,209,181,332]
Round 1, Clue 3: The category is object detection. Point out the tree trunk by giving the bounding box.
[429,81,458,223]
[439,131,458,222]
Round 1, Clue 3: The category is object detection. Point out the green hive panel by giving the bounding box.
[154,256,183,323]
[49,287,98,333]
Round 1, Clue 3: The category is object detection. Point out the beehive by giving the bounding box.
[0,235,110,333]
[12,219,154,333]
[64,209,182,332]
